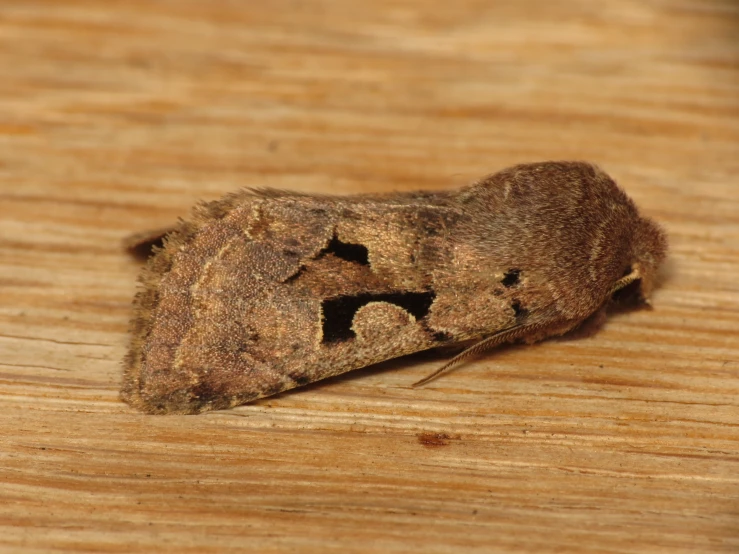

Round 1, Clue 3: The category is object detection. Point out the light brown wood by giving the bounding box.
[1,1,738,552]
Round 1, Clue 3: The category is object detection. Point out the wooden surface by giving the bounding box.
[1,1,738,552]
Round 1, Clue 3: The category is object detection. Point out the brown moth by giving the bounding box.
[122,161,667,414]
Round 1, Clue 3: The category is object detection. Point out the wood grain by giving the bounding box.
[1,1,738,552]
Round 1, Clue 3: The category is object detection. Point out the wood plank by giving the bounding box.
[0,1,737,552]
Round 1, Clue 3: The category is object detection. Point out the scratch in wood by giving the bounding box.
[0,333,111,347]
[0,363,71,372]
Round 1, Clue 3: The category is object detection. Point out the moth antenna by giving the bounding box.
[607,267,641,297]
[412,323,531,387]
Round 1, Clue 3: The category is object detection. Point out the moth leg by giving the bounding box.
[608,267,641,297]
[412,323,536,387]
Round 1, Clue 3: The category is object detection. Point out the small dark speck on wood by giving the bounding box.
[417,432,452,448]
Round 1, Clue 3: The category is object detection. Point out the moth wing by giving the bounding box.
[124,193,472,413]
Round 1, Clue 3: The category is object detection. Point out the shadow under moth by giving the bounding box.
[122,161,667,414]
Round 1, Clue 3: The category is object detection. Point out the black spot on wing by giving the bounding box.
[321,291,435,343]
[501,268,521,288]
[321,234,369,265]
[511,299,528,321]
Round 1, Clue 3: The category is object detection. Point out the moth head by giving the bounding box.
[610,216,668,305]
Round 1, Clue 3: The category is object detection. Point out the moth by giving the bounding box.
[122,161,667,414]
